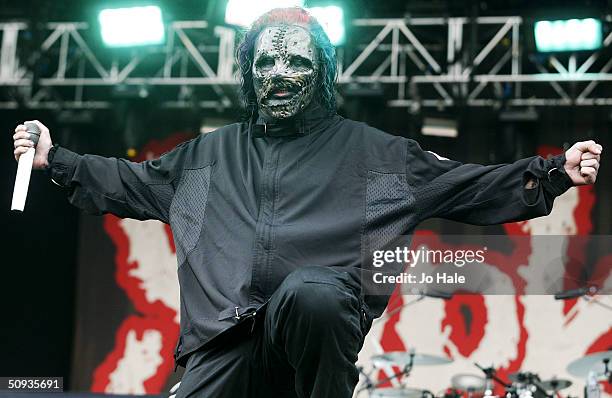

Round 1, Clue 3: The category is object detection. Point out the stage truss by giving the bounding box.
[1,16,611,110]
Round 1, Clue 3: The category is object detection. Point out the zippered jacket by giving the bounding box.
[47,108,573,367]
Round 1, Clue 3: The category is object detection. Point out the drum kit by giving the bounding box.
[358,350,611,398]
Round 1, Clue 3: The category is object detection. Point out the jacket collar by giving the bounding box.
[249,102,337,139]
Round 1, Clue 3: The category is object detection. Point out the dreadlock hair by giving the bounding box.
[236,7,338,119]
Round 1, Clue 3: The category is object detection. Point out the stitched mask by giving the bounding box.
[252,25,319,120]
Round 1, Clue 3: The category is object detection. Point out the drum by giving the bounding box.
[450,374,487,398]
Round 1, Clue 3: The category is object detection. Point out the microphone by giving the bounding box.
[554,286,596,300]
[11,121,41,212]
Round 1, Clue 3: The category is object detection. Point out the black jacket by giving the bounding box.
[47,108,573,367]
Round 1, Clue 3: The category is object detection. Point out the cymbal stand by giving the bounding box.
[357,351,415,393]
[474,363,512,396]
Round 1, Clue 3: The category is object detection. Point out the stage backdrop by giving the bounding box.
[71,134,612,397]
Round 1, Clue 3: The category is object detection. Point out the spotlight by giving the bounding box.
[98,6,165,47]
[308,6,345,46]
[534,18,602,52]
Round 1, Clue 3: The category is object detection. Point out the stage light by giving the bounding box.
[225,0,305,27]
[98,6,165,47]
[534,18,602,52]
[422,118,458,138]
[308,5,345,46]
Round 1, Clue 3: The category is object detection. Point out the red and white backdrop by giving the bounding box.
[71,135,612,396]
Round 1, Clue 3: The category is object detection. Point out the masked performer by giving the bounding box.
[12,7,602,398]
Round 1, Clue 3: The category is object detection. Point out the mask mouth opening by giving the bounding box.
[263,82,303,104]
[270,89,296,100]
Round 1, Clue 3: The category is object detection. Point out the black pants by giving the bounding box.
[175,266,368,398]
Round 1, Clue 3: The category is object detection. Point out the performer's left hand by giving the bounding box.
[168,381,180,398]
[564,140,602,185]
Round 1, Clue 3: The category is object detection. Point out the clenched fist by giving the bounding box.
[13,120,53,169]
[564,140,602,185]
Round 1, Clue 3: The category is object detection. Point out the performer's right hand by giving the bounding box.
[13,120,53,169]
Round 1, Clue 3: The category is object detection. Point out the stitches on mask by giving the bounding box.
[273,25,288,59]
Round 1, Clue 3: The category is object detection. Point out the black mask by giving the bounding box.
[252,24,319,120]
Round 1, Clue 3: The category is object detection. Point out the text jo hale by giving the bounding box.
[373,272,466,284]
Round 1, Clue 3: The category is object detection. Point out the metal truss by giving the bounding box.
[1,16,611,109]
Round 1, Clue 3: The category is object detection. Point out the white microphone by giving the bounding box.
[11,121,41,212]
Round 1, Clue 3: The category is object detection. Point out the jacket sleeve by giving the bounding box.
[406,139,575,225]
[46,140,192,223]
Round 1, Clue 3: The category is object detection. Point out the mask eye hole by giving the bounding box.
[255,55,275,70]
[290,55,313,70]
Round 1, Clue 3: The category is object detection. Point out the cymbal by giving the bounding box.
[540,379,572,391]
[372,352,453,368]
[371,387,426,398]
[451,374,486,391]
[567,351,611,378]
